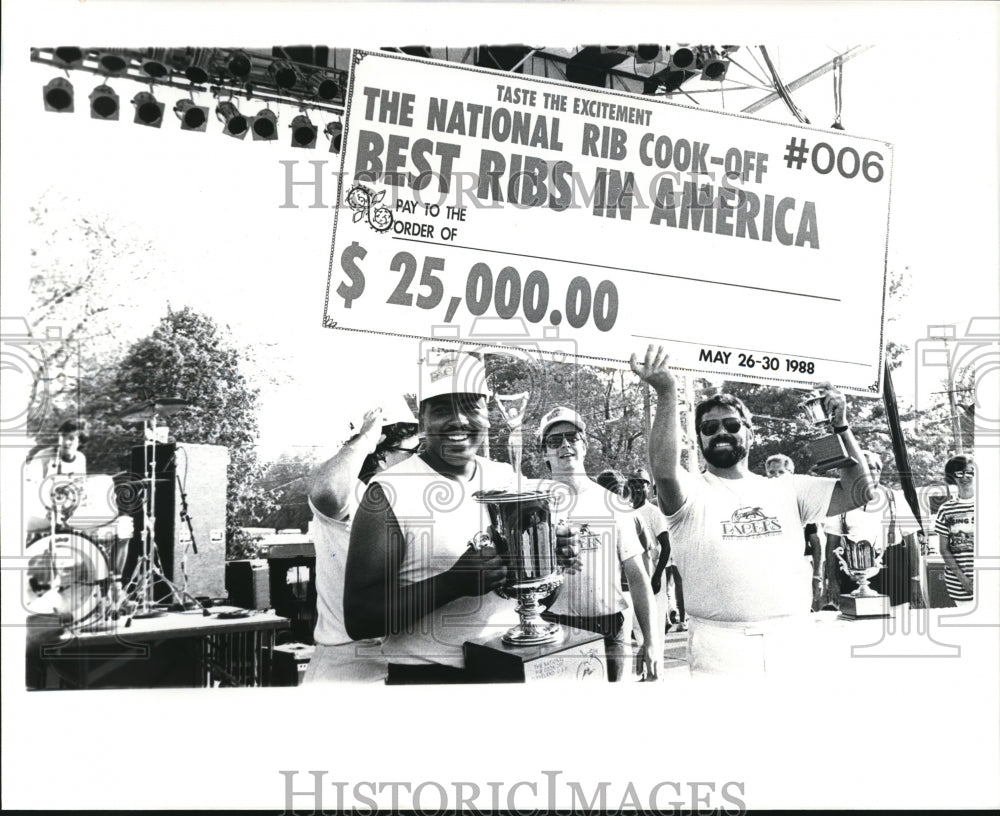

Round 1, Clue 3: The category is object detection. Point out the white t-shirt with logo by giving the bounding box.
[666,471,836,622]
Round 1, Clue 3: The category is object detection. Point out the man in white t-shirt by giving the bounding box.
[634,469,686,632]
[24,420,90,537]
[344,350,518,683]
[631,345,874,674]
[538,408,662,681]
[304,399,420,683]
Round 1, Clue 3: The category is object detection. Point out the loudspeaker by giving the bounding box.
[125,443,228,600]
[271,642,315,686]
[226,559,271,610]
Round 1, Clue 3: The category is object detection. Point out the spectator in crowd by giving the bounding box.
[935,454,975,607]
[631,469,686,633]
[765,453,825,610]
[305,399,420,683]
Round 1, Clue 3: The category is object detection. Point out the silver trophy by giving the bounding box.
[799,389,857,471]
[473,483,564,645]
[834,537,890,618]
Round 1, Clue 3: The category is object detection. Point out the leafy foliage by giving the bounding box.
[109,307,276,557]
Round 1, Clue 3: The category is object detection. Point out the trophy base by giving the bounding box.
[502,619,563,646]
[838,593,890,619]
[464,625,607,683]
[809,434,857,472]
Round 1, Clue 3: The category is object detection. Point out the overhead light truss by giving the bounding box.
[30,46,347,115]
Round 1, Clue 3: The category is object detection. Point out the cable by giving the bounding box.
[760,46,810,124]
[832,55,844,128]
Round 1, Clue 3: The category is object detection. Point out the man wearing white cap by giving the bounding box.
[537,406,662,681]
[305,397,421,683]
[344,349,517,683]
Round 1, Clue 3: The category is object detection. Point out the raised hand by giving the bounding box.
[815,382,848,427]
[358,407,384,437]
[629,344,677,395]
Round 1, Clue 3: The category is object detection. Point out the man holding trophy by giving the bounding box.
[344,350,518,683]
[631,345,874,675]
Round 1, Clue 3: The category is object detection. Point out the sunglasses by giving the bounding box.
[953,469,976,478]
[544,431,581,449]
[698,418,745,436]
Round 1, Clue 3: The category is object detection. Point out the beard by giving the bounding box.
[701,435,748,469]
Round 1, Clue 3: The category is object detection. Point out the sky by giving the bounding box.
[2,2,999,812]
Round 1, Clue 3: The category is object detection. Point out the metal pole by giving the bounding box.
[944,338,965,454]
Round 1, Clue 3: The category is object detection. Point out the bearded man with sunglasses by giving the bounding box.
[631,345,874,675]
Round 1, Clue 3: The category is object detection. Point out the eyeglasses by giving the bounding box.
[698,417,745,436]
[953,469,976,478]
[544,431,581,449]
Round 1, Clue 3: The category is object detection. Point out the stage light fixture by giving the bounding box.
[132,92,164,127]
[98,51,129,76]
[635,45,663,64]
[141,49,170,79]
[668,45,697,71]
[53,47,85,69]
[251,109,278,141]
[43,78,74,112]
[175,99,208,132]
[598,46,631,67]
[89,85,119,120]
[699,47,730,81]
[269,60,298,89]
[226,50,253,79]
[217,101,249,139]
[324,121,343,154]
[290,114,317,149]
[180,49,213,85]
[311,73,340,101]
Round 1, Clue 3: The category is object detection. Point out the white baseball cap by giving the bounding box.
[379,395,418,427]
[418,348,491,403]
[537,406,587,442]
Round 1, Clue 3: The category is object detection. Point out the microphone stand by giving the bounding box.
[172,472,210,615]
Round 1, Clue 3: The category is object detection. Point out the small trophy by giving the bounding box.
[494,391,530,481]
[834,538,890,619]
[799,389,857,471]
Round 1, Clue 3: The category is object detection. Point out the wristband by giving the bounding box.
[832,423,850,434]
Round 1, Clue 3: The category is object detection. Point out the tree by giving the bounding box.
[256,451,318,532]
[110,307,275,558]
[25,192,162,437]
[484,355,650,479]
